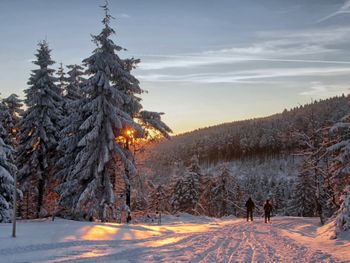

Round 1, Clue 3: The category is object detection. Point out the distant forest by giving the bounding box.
[147,95,350,166]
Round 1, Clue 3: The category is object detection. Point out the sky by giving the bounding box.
[1,0,350,134]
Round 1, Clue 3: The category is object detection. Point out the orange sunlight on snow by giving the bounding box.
[142,236,186,247]
[80,249,109,259]
[81,225,120,240]
[64,221,230,244]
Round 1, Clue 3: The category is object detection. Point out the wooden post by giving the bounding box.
[12,172,17,238]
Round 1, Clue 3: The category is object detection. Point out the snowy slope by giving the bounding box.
[0,215,349,262]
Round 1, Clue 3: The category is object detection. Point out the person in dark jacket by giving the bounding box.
[263,199,273,223]
[245,197,255,221]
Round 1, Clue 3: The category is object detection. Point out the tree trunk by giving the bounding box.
[37,178,44,218]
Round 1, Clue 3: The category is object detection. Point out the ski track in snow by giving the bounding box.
[0,218,347,263]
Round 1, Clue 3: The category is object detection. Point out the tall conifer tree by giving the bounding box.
[17,41,62,217]
[57,3,144,221]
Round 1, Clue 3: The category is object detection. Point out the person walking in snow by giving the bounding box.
[245,197,255,221]
[264,199,273,223]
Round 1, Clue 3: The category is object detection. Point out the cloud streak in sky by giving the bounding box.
[139,26,350,71]
[138,67,350,84]
[139,55,350,71]
[317,0,350,23]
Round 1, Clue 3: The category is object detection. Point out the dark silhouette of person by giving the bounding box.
[264,199,273,223]
[245,197,255,221]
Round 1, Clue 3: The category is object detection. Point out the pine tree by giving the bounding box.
[197,175,216,216]
[293,115,329,224]
[2,94,23,146]
[56,102,84,187]
[170,156,200,214]
[56,62,66,96]
[0,100,13,145]
[65,64,85,101]
[17,41,62,218]
[0,122,18,222]
[149,184,167,212]
[188,155,201,175]
[57,4,144,221]
[148,184,168,224]
[56,64,85,185]
[336,185,350,234]
[327,114,350,235]
[291,163,316,217]
[211,166,241,217]
[327,115,350,205]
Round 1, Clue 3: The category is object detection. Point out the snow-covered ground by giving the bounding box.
[0,214,349,263]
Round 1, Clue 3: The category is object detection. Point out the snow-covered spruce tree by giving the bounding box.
[65,64,85,101]
[130,171,152,211]
[56,4,145,221]
[211,166,241,217]
[327,115,350,234]
[55,101,84,188]
[272,180,292,215]
[148,184,168,213]
[0,120,18,222]
[293,120,329,223]
[291,162,316,217]
[17,41,63,218]
[117,57,172,210]
[188,155,201,175]
[170,156,201,214]
[336,185,350,234]
[0,100,13,146]
[56,64,85,185]
[56,62,66,96]
[2,94,23,146]
[327,115,350,205]
[197,175,216,216]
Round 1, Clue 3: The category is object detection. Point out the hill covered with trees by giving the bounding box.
[147,95,350,166]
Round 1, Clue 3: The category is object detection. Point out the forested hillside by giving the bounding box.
[147,95,350,166]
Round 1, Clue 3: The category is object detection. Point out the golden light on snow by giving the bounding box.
[64,222,224,243]
[142,236,186,247]
[81,225,119,240]
[79,249,109,259]
[66,223,165,241]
